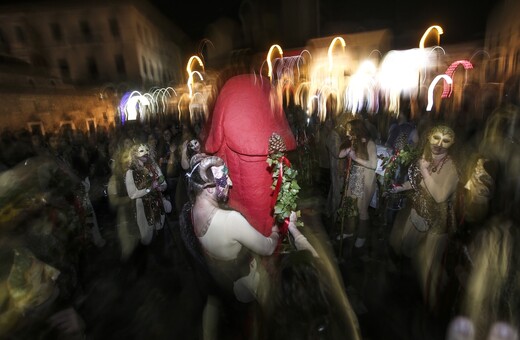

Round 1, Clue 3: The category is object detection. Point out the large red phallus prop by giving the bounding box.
[204,74,296,236]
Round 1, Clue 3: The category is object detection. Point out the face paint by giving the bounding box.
[211,165,232,201]
[188,139,201,153]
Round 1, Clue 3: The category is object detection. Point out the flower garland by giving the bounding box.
[266,133,304,237]
[380,144,420,192]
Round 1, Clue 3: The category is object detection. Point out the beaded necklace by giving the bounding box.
[430,155,449,174]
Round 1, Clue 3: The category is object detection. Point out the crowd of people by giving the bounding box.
[0,75,519,339]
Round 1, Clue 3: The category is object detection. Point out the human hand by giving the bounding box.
[289,211,297,224]
[272,225,280,234]
[169,144,177,153]
[389,183,407,194]
[339,147,351,158]
[419,158,430,171]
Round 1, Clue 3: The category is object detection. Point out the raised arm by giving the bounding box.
[288,212,319,257]
[227,211,280,256]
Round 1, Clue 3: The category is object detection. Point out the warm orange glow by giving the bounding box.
[419,25,443,49]
[186,55,204,75]
[327,37,346,71]
[267,44,283,81]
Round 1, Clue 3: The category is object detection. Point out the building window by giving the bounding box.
[58,58,70,79]
[85,118,96,134]
[59,121,76,131]
[27,122,45,136]
[109,18,120,38]
[79,21,92,42]
[50,23,63,41]
[114,54,126,75]
[87,57,99,79]
[15,26,26,43]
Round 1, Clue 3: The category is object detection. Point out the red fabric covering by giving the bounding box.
[204,74,296,236]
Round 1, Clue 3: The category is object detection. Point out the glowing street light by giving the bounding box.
[419,25,443,49]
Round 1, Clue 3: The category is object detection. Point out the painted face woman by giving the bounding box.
[125,143,168,245]
[389,124,459,312]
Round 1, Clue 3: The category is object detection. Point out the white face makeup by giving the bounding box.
[188,139,201,153]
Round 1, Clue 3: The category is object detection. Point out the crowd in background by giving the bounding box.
[0,86,519,339]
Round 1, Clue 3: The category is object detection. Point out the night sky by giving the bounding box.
[0,0,500,46]
[153,0,499,45]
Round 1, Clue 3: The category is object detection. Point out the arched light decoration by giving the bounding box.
[186,56,205,98]
[124,91,151,121]
[328,36,346,72]
[119,91,131,125]
[419,25,443,49]
[427,74,452,111]
[442,60,473,98]
[266,44,283,81]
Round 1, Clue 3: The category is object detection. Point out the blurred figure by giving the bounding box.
[147,132,159,164]
[325,116,347,228]
[180,154,280,339]
[262,249,361,340]
[456,103,520,338]
[30,133,49,157]
[107,136,136,261]
[389,124,459,313]
[317,118,332,198]
[157,126,180,213]
[0,155,90,338]
[177,138,202,214]
[385,110,418,151]
[180,153,321,339]
[182,154,280,303]
[123,142,172,274]
[338,119,378,249]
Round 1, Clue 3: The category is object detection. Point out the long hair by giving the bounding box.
[347,119,371,161]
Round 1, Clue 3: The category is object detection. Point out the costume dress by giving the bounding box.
[345,140,377,220]
[205,74,296,236]
[125,161,168,245]
[393,158,458,309]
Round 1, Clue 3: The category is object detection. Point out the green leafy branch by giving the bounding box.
[380,144,420,192]
[267,151,304,227]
